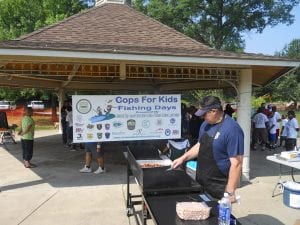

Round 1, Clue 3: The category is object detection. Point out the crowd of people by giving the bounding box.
[251,103,299,151]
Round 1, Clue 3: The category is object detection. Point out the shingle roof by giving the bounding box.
[0,3,290,60]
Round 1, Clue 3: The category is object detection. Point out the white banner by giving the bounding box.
[72,95,181,142]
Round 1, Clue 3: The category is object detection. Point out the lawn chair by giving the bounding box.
[0,111,17,144]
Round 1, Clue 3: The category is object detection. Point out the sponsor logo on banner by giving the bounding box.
[133,129,143,136]
[75,128,84,133]
[127,119,136,130]
[113,121,123,128]
[142,120,150,128]
[105,132,111,139]
[76,99,92,114]
[156,119,163,126]
[170,118,176,124]
[105,123,110,130]
[87,124,94,130]
[97,133,103,139]
[165,129,171,136]
[156,128,164,132]
[76,133,83,140]
[75,123,84,127]
[87,133,93,140]
[172,130,179,135]
[76,115,83,122]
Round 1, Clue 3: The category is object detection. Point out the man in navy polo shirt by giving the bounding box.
[172,96,244,202]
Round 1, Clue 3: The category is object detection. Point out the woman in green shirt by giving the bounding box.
[18,107,35,168]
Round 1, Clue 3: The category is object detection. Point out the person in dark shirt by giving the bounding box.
[172,96,244,202]
[60,100,69,145]
[224,104,235,117]
[189,105,204,145]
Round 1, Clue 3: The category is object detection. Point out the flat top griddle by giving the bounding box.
[144,193,241,225]
[126,146,202,194]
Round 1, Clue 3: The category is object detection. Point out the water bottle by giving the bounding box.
[218,192,231,225]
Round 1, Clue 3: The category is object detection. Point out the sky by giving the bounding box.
[244,4,300,55]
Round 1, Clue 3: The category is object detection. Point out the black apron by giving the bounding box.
[196,119,228,199]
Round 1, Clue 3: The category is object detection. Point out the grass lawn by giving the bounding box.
[5,107,57,131]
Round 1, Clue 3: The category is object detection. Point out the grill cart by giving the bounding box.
[125,144,241,225]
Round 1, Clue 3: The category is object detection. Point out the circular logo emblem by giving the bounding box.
[76,99,91,114]
[170,118,175,124]
[165,129,171,136]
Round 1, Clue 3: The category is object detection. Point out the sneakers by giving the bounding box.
[94,167,105,174]
[79,165,92,173]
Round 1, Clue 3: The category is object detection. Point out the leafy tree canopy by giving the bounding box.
[133,0,299,51]
[0,0,88,100]
[0,0,87,40]
[254,39,300,105]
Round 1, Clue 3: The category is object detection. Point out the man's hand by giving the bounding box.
[171,157,184,169]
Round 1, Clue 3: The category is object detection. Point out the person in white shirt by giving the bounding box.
[280,114,288,147]
[252,107,269,151]
[285,110,299,151]
[267,111,277,149]
[272,106,281,144]
[66,106,76,150]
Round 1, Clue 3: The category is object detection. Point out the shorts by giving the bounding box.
[85,142,104,157]
[286,138,297,151]
[268,133,276,142]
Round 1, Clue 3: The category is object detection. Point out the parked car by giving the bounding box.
[0,101,16,110]
[27,101,45,110]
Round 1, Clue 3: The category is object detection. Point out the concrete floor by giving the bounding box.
[0,130,299,225]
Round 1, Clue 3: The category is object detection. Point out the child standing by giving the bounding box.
[267,111,277,149]
[280,114,288,147]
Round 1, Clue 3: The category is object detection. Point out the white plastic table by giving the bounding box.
[266,155,300,197]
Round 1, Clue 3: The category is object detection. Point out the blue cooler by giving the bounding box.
[185,160,197,180]
[283,181,300,209]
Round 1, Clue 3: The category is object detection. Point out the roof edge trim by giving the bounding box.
[0,48,299,67]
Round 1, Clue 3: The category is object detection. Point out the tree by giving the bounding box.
[0,0,44,40]
[278,39,300,60]
[133,0,299,51]
[0,0,88,40]
[254,39,300,108]
[274,39,300,108]
[0,0,88,101]
[43,0,89,25]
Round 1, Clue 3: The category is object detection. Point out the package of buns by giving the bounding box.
[176,202,211,220]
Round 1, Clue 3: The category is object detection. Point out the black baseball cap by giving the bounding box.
[195,96,222,117]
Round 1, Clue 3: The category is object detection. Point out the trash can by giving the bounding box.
[283,181,300,209]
